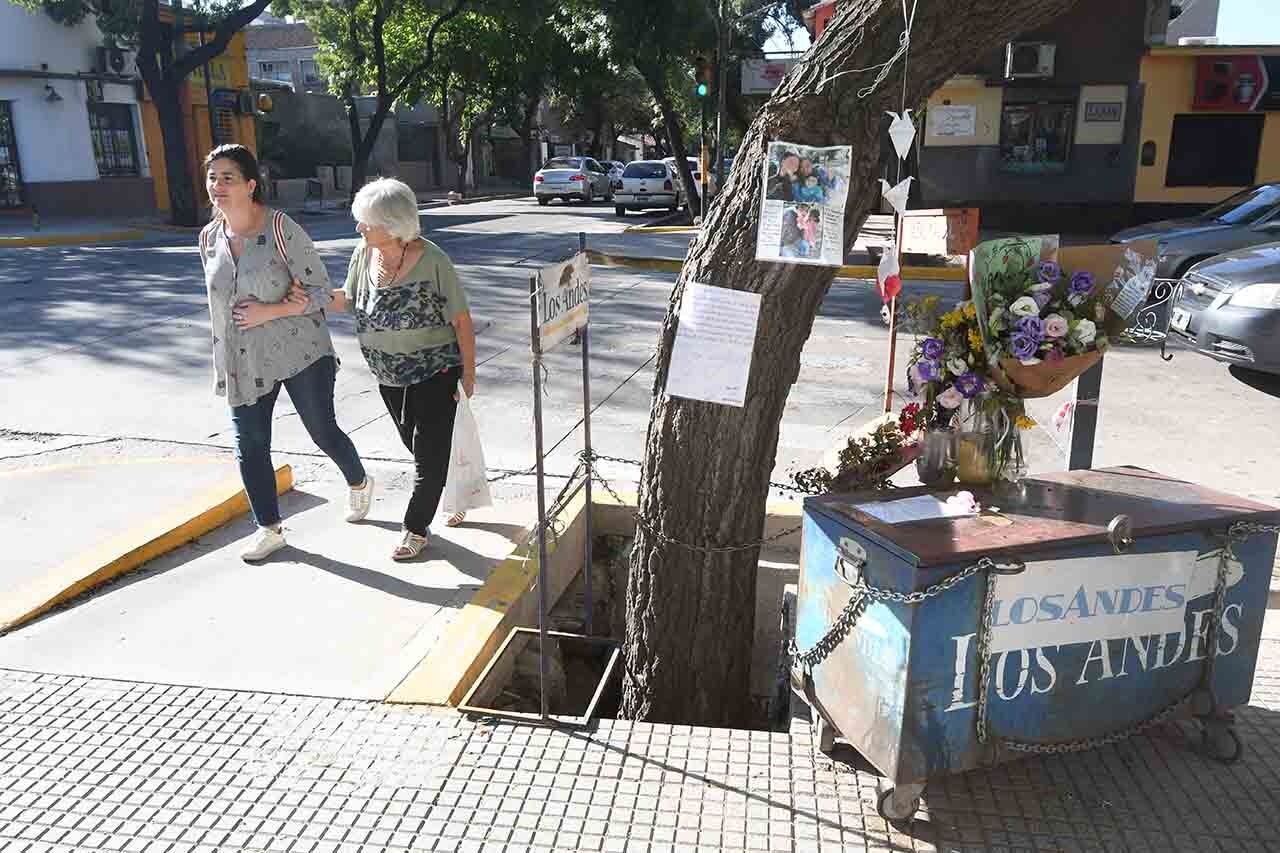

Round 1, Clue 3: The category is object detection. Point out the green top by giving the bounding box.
[342,238,470,386]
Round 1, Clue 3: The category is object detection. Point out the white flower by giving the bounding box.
[1019,356,1042,366]
[947,357,969,376]
[1030,281,1053,293]
[1072,318,1097,345]
[1043,313,1069,338]
[938,386,964,409]
[1010,296,1040,318]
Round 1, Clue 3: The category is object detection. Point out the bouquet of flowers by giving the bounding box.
[972,237,1134,398]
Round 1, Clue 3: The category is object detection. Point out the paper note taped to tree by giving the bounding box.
[666,283,762,407]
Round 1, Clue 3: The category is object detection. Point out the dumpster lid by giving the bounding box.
[805,466,1280,567]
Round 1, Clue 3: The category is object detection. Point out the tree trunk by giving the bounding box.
[642,69,700,218]
[152,81,198,226]
[620,0,1082,727]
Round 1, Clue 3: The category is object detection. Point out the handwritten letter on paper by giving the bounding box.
[666,283,762,408]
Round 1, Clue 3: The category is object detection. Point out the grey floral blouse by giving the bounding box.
[199,210,336,408]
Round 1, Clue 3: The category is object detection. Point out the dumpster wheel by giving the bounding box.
[1200,721,1243,764]
[877,785,923,822]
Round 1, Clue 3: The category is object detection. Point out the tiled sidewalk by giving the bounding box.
[4,646,1280,853]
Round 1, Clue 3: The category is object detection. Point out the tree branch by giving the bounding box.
[171,0,273,77]
[390,0,469,98]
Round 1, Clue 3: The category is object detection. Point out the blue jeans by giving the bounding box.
[230,356,366,528]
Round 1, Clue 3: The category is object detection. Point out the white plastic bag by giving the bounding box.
[441,390,492,516]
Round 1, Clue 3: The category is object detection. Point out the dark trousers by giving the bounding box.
[230,356,366,528]
[379,366,461,536]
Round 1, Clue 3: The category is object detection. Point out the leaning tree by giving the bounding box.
[621,0,1084,727]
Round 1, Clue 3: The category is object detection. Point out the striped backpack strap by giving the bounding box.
[271,209,292,277]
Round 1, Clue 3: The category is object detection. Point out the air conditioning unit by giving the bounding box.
[1005,41,1056,79]
[96,45,130,75]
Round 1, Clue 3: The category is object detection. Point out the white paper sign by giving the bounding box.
[535,252,590,352]
[854,495,973,524]
[741,58,799,95]
[666,283,762,407]
[987,549,1242,654]
[928,105,977,138]
[756,141,852,268]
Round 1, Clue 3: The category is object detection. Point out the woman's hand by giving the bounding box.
[233,299,283,330]
[285,279,309,309]
[456,371,475,401]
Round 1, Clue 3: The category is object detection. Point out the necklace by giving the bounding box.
[372,243,410,287]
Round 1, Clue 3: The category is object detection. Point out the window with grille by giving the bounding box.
[300,60,322,85]
[88,103,139,177]
[0,102,23,208]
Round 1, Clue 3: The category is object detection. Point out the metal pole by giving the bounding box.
[1067,361,1102,470]
[579,232,594,636]
[714,0,727,204]
[883,215,905,412]
[700,102,708,217]
[529,274,551,720]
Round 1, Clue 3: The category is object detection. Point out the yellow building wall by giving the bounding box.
[1135,49,1280,204]
[925,81,1003,148]
[141,28,257,213]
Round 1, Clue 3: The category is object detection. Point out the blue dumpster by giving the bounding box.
[792,466,1279,821]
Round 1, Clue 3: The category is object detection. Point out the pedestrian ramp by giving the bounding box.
[0,461,536,702]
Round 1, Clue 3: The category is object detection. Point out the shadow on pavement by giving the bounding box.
[1230,365,1280,398]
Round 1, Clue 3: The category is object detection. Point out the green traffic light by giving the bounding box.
[696,83,708,97]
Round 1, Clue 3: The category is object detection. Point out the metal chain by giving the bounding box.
[583,451,820,497]
[979,520,1280,754]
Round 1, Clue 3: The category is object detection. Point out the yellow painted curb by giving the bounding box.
[585,249,684,273]
[622,224,700,234]
[0,464,292,633]
[0,229,147,248]
[386,489,590,707]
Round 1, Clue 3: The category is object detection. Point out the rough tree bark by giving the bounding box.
[620,0,1082,727]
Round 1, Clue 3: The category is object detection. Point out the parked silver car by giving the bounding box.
[533,156,612,205]
[1169,241,1280,375]
[1111,183,1280,278]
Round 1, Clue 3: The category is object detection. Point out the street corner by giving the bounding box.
[0,452,291,634]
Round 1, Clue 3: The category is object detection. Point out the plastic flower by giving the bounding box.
[1009,296,1040,318]
[1011,333,1039,360]
[1070,271,1095,294]
[954,371,984,399]
[898,402,921,433]
[921,337,945,360]
[937,386,964,409]
[1043,313,1069,338]
[1015,414,1037,430]
[1017,315,1045,342]
[1039,261,1061,282]
[1072,318,1098,346]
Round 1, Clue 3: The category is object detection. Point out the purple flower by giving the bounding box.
[1010,333,1039,360]
[1038,261,1061,283]
[1017,315,1045,342]
[921,337,945,360]
[1070,271,1095,295]
[916,359,941,382]
[954,371,985,399]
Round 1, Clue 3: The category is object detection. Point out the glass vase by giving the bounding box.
[915,429,956,488]
[955,400,1024,486]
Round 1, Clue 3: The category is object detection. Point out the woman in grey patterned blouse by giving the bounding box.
[291,178,476,561]
[199,144,373,563]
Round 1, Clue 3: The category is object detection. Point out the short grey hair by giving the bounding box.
[351,178,421,241]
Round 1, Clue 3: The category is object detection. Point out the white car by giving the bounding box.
[533,156,612,205]
[604,160,626,181]
[612,160,683,216]
[663,156,715,199]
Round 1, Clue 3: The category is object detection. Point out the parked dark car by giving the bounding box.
[1169,241,1280,376]
[1111,183,1280,278]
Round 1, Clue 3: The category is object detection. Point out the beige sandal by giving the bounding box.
[445,512,466,528]
[392,530,429,561]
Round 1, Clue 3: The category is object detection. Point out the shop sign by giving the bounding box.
[1083,101,1123,122]
[1193,54,1280,112]
[741,58,800,95]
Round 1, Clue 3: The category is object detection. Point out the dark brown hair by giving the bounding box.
[203,143,264,203]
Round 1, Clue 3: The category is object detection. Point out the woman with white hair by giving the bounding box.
[294,177,476,560]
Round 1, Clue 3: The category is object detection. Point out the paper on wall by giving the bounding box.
[665,282,762,408]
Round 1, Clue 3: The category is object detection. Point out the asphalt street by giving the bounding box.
[2,196,1278,512]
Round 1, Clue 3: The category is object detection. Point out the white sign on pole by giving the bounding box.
[666,282,762,408]
[741,58,800,95]
[535,252,590,352]
[927,105,977,138]
[986,549,1241,654]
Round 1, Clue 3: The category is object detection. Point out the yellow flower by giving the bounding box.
[962,302,977,319]
[940,310,964,330]
[968,328,984,351]
[1015,415,1037,430]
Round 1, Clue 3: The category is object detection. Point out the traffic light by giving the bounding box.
[695,55,711,99]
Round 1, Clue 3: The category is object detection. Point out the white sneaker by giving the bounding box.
[345,475,374,522]
[240,526,287,562]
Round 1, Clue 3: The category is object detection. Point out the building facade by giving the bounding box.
[0,2,153,215]
[245,21,325,93]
